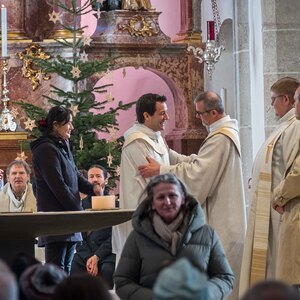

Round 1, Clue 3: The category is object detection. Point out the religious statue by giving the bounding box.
[122,0,152,10]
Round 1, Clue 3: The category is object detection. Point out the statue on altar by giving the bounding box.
[122,0,152,10]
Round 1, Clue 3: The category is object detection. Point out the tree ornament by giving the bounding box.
[107,153,113,167]
[80,51,88,62]
[115,166,120,176]
[82,35,93,46]
[24,118,37,131]
[105,92,114,102]
[15,151,28,161]
[71,66,81,78]
[108,127,117,142]
[79,135,84,150]
[10,107,19,119]
[70,104,79,116]
[48,11,62,24]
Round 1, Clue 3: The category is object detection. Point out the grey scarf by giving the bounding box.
[152,211,188,255]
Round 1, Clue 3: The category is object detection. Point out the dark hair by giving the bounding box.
[240,280,300,300]
[141,174,191,218]
[6,160,31,176]
[53,274,112,300]
[38,105,72,135]
[136,93,167,123]
[194,91,224,114]
[88,164,108,179]
[271,77,300,104]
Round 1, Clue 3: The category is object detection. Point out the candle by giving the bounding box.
[1,5,7,57]
[207,21,215,41]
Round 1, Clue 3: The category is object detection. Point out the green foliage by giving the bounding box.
[17,0,135,189]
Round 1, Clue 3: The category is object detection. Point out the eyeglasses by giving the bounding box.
[196,109,213,117]
[271,95,284,104]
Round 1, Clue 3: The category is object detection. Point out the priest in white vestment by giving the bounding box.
[272,85,300,285]
[139,91,246,300]
[112,93,191,261]
[239,77,300,296]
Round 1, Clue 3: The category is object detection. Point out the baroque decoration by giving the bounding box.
[118,15,158,37]
[16,0,134,189]
[17,43,51,91]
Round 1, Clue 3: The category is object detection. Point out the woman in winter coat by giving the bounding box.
[114,173,234,300]
[31,105,101,274]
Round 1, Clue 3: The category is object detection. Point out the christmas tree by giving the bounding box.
[17,0,134,189]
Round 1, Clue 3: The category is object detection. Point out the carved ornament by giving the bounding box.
[118,15,158,37]
[17,43,51,91]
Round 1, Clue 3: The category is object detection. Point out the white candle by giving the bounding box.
[1,5,7,57]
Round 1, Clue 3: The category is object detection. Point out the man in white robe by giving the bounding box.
[0,160,36,213]
[139,91,246,300]
[239,77,300,296]
[112,93,190,261]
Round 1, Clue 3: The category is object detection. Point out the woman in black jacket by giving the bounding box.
[31,105,101,274]
[114,174,234,300]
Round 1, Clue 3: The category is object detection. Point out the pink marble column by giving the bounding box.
[172,0,202,43]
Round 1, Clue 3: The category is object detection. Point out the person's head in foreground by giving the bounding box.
[240,280,300,300]
[53,273,112,300]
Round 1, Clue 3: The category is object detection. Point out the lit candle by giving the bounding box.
[1,5,7,57]
[207,21,215,41]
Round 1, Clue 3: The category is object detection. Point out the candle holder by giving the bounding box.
[0,56,17,131]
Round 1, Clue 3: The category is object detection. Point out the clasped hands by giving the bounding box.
[138,156,160,178]
[271,196,285,215]
[86,254,99,276]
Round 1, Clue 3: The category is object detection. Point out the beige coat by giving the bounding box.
[273,141,300,284]
[239,109,300,295]
[0,182,36,212]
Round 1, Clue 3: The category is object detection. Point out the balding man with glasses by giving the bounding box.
[240,77,300,296]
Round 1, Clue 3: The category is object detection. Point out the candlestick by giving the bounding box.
[207,21,215,41]
[0,57,16,131]
[1,5,7,57]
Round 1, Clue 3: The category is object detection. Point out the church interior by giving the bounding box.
[0,0,299,299]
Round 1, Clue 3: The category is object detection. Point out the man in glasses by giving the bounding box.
[139,91,246,300]
[240,77,300,295]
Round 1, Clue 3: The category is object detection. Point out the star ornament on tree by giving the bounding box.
[71,66,81,78]
[10,107,19,119]
[80,51,88,62]
[49,11,62,24]
[70,104,79,116]
[24,118,37,131]
[82,35,93,46]
[15,151,28,161]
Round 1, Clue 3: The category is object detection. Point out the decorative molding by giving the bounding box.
[118,15,158,37]
[17,43,51,91]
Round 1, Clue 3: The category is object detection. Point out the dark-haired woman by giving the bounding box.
[31,105,101,274]
[114,174,234,300]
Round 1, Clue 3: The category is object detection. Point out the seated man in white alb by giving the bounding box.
[0,160,36,213]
